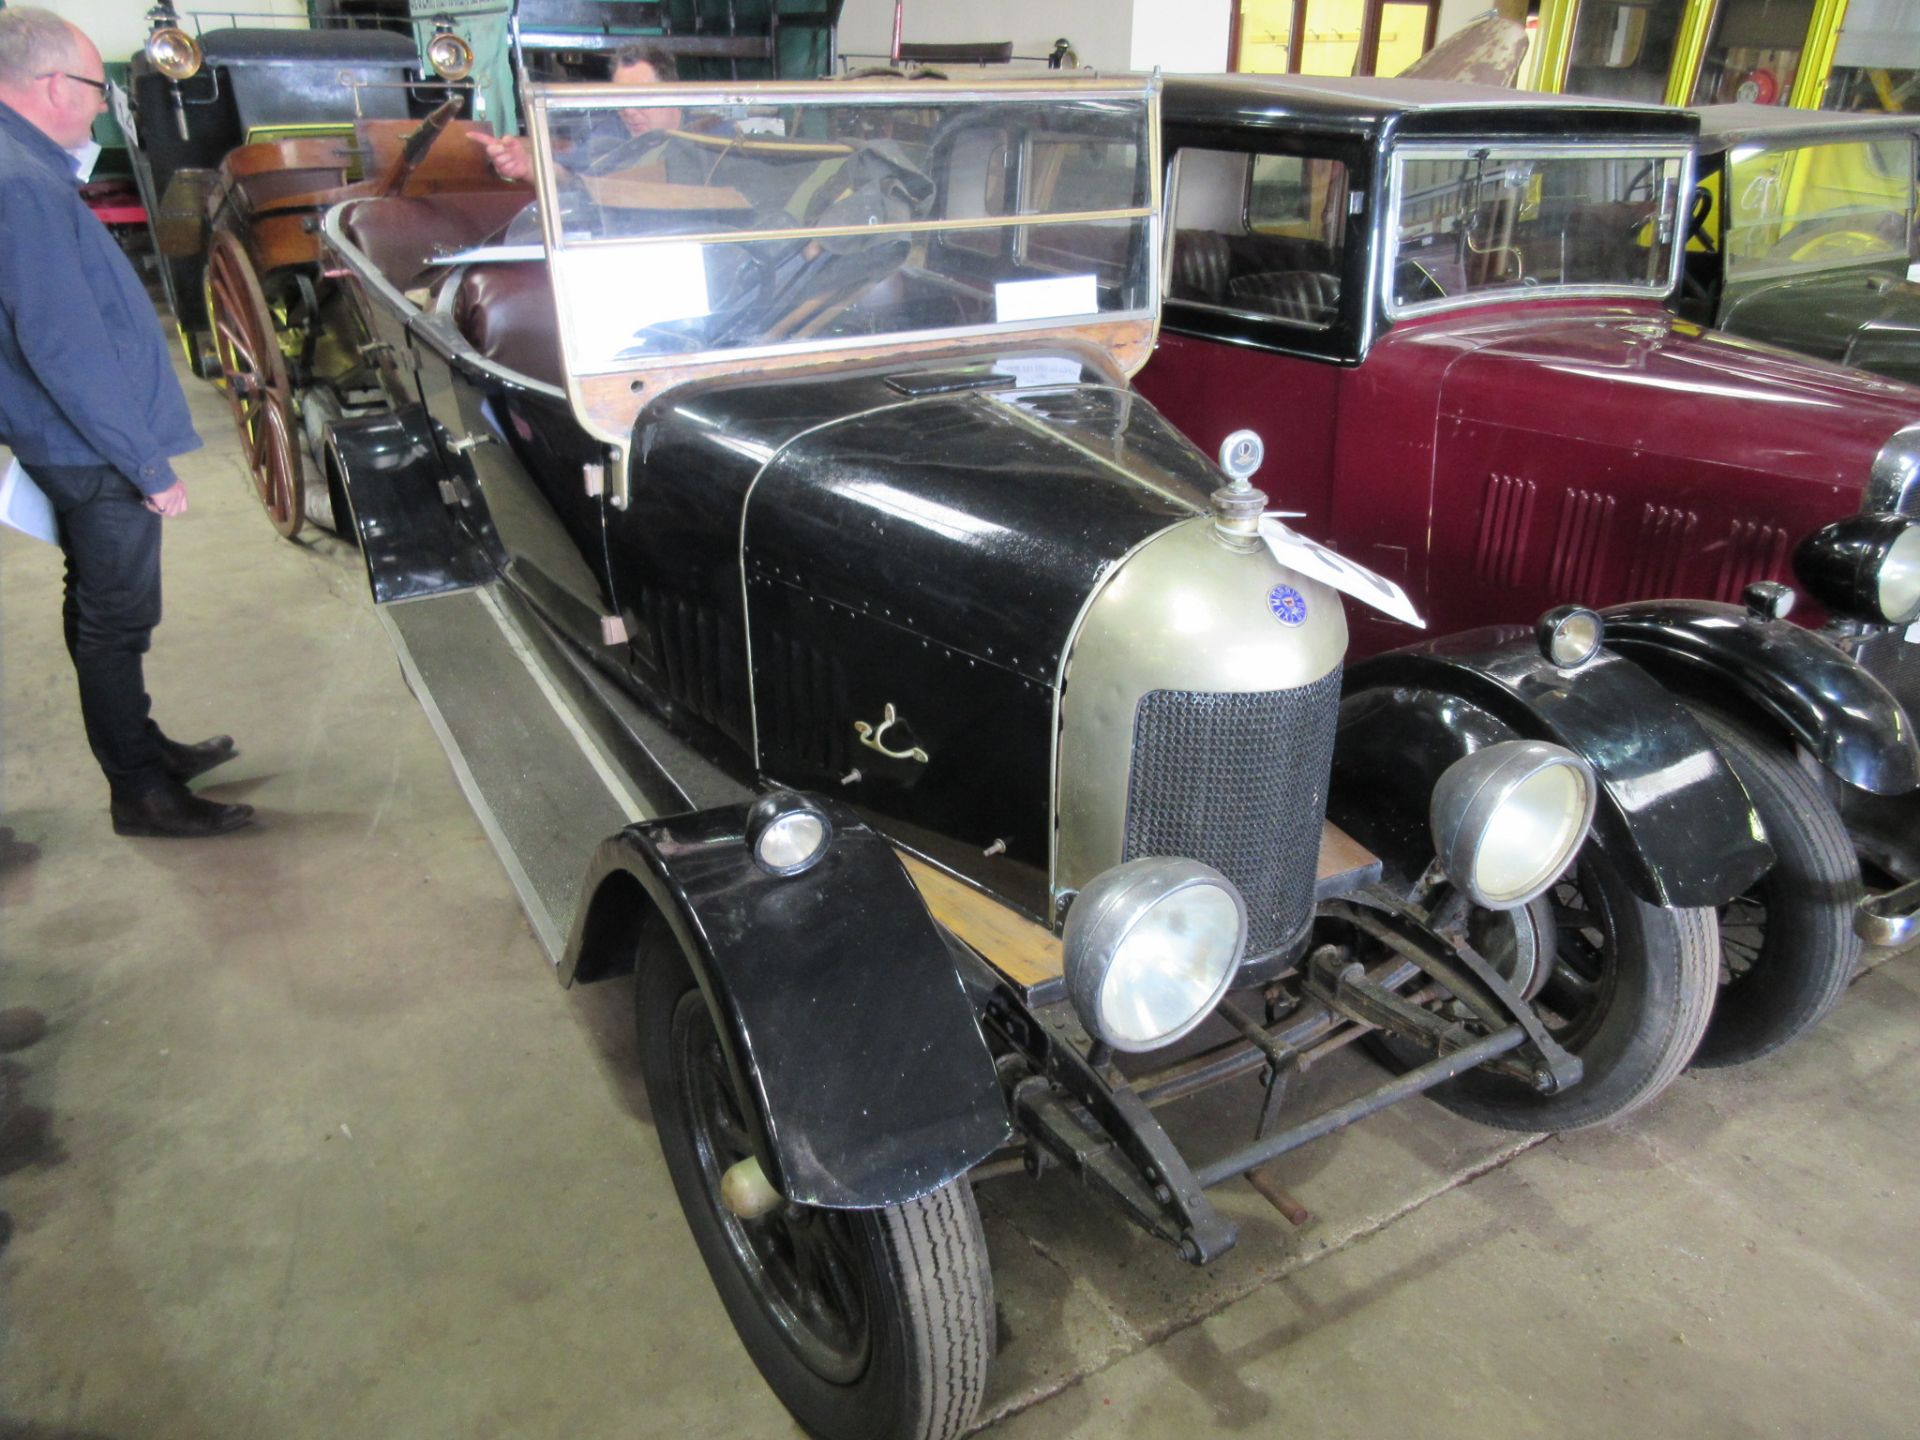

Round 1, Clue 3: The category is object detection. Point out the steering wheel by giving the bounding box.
[1394,256,1446,305]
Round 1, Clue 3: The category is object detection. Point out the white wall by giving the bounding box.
[47,0,309,69]
[837,0,1142,74]
[1129,0,1232,71]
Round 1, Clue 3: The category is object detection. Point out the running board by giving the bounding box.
[377,583,749,967]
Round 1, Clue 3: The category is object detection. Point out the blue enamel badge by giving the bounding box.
[1266,583,1308,627]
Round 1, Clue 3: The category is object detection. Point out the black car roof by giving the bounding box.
[1160,73,1698,145]
[199,27,419,65]
[1694,102,1920,153]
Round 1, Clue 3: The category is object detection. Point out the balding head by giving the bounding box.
[0,8,106,150]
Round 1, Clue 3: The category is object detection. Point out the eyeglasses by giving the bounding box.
[38,72,110,93]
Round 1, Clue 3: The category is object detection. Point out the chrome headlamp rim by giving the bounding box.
[1793,512,1920,626]
[1063,857,1248,1054]
[744,791,832,877]
[1430,740,1599,911]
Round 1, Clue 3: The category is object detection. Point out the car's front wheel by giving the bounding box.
[1424,840,1718,1131]
[1687,706,1861,1067]
[637,938,993,1440]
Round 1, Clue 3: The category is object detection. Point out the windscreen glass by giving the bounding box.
[524,86,1155,373]
[1387,147,1686,312]
[1723,136,1915,279]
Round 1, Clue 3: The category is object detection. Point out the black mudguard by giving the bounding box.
[1334,628,1773,909]
[329,405,495,604]
[1602,600,1920,796]
[561,798,1011,1209]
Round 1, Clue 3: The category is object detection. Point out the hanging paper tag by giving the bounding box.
[1259,517,1425,628]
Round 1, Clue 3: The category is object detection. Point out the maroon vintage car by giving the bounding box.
[1138,74,1920,1069]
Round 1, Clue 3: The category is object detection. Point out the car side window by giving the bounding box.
[1167,147,1348,330]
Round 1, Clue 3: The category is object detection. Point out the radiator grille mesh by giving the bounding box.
[1123,668,1341,959]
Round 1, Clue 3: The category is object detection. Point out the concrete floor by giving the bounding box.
[2,350,1917,1440]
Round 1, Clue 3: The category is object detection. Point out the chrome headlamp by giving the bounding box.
[744,792,831,877]
[1063,858,1246,1053]
[1793,513,1920,626]
[1431,740,1598,910]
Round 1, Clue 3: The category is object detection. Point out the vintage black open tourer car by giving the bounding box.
[318,71,1779,1440]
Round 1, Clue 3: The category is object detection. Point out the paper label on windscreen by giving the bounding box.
[992,356,1084,388]
[995,275,1098,324]
[561,243,710,366]
[1259,518,1425,628]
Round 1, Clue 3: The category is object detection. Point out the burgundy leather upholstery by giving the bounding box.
[339,191,529,292]
[453,263,563,389]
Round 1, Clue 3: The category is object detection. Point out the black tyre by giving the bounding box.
[1426,840,1718,1132]
[1688,707,1862,1068]
[637,938,993,1440]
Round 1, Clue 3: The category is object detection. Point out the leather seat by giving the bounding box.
[453,263,563,389]
[339,191,529,292]
[1170,228,1231,304]
[1227,269,1341,326]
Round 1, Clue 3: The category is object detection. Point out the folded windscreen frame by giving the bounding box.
[518,77,1161,442]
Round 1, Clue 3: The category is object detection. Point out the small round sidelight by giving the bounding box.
[1536,604,1603,668]
[1793,513,1920,626]
[1064,857,1247,1052]
[1741,579,1796,621]
[744,792,832,877]
[1431,741,1599,910]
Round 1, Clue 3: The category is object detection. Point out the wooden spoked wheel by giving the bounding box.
[204,229,304,539]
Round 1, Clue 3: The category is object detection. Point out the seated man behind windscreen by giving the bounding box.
[474,41,684,183]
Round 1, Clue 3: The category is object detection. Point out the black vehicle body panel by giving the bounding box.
[1334,630,1774,908]
[1602,600,1920,796]
[331,406,496,603]
[1714,270,1920,387]
[560,800,1011,1208]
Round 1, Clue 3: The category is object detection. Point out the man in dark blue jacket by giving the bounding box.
[0,8,252,837]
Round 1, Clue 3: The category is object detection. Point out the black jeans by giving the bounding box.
[27,463,169,797]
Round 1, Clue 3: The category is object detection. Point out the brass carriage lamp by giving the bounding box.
[425,21,475,83]
[143,5,202,82]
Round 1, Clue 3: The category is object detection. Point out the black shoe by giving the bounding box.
[111,782,255,839]
[158,733,238,782]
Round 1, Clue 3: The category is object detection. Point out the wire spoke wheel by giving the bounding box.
[204,230,304,539]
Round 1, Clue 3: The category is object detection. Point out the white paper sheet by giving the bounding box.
[0,459,58,545]
[992,356,1084,388]
[994,275,1099,324]
[1259,517,1425,628]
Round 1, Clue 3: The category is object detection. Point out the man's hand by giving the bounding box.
[471,131,532,182]
[145,481,187,518]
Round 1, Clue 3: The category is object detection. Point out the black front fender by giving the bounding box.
[1336,629,1773,908]
[1602,600,1920,796]
[561,799,1010,1209]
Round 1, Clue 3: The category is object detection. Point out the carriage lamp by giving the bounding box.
[1430,740,1597,910]
[425,24,475,83]
[745,792,832,877]
[1536,604,1603,668]
[1063,858,1246,1053]
[1793,514,1920,627]
[144,23,202,82]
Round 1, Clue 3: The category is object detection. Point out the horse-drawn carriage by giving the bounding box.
[123,8,508,536]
